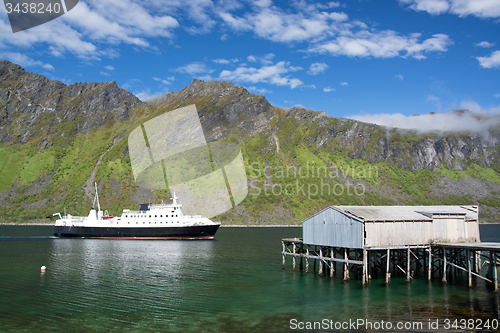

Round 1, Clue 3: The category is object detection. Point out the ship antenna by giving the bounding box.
[173,192,178,205]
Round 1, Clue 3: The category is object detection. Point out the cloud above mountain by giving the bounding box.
[348,108,500,133]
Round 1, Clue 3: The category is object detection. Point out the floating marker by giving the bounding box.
[40,266,46,273]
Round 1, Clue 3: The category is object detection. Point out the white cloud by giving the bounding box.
[475,41,495,48]
[213,59,231,64]
[310,32,452,59]
[219,12,253,31]
[308,62,328,75]
[134,88,168,102]
[153,76,175,84]
[100,71,110,76]
[400,0,450,15]
[400,0,500,18]
[105,65,115,70]
[459,99,500,114]
[216,2,451,60]
[340,82,348,86]
[323,86,335,92]
[175,62,213,75]
[426,94,442,110]
[476,50,500,68]
[349,109,500,133]
[247,86,272,94]
[246,53,275,65]
[0,0,455,68]
[495,94,500,98]
[212,58,239,64]
[395,74,404,80]
[0,0,180,61]
[219,60,303,89]
[0,52,54,70]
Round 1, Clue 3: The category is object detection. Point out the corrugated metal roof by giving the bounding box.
[334,205,478,222]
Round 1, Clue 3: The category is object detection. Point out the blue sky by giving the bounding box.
[1,0,499,131]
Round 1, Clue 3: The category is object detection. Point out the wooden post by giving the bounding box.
[318,248,323,276]
[305,247,309,273]
[362,249,368,285]
[386,248,391,283]
[407,247,411,282]
[476,251,481,272]
[282,241,285,269]
[467,249,472,288]
[442,249,447,283]
[344,248,350,281]
[493,251,498,292]
[330,248,334,278]
[428,247,432,281]
[292,242,296,271]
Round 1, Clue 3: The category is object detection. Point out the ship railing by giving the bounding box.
[126,210,150,214]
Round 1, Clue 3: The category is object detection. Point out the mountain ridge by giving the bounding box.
[1,60,500,224]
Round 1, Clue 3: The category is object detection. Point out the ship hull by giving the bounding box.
[54,224,220,239]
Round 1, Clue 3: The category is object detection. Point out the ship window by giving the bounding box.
[176,215,178,217]
[155,215,157,218]
[160,215,163,218]
[143,222,145,224]
[136,222,138,224]
[149,215,151,218]
[125,215,128,218]
[149,222,151,224]
[128,222,130,224]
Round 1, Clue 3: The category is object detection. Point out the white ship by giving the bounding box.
[53,184,220,239]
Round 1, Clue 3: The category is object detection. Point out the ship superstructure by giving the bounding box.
[53,184,220,239]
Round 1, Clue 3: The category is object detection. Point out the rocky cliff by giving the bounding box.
[1,60,499,224]
[0,60,142,145]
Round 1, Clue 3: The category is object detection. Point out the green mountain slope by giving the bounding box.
[1,60,500,224]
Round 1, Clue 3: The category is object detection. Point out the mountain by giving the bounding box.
[1,60,500,224]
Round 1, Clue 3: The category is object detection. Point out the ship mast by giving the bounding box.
[93,182,101,215]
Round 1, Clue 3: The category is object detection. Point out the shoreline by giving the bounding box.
[0,222,302,227]
[1,222,499,226]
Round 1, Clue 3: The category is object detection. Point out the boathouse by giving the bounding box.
[302,205,480,248]
[282,205,500,291]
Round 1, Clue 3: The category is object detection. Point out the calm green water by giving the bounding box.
[0,226,499,332]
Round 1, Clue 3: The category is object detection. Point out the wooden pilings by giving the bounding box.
[281,238,500,291]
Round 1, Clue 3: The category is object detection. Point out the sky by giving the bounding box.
[1,0,499,132]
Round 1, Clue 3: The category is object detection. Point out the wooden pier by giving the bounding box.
[282,238,500,291]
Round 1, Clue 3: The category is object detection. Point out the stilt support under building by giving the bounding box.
[282,239,500,291]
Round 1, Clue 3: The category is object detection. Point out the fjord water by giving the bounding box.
[1,226,499,332]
